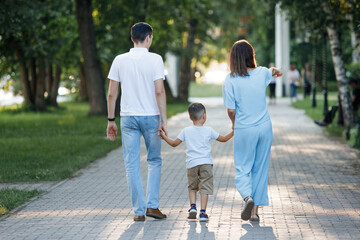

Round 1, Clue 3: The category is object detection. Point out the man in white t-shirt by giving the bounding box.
[106,22,167,221]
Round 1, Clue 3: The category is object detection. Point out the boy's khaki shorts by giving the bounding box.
[187,164,213,195]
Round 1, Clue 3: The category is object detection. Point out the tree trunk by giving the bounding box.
[75,0,107,115]
[354,30,360,61]
[29,58,37,101]
[35,54,46,111]
[79,65,88,101]
[322,32,328,116]
[178,19,198,101]
[322,2,354,127]
[49,65,61,107]
[164,78,174,102]
[311,41,317,107]
[16,48,33,105]
[45,64,53,95]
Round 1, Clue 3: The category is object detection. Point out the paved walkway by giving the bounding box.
[1,98,359,240]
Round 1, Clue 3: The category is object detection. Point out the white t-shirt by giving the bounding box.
[107,48,165,116]
[177,125,220,169]
[288,69,300,84]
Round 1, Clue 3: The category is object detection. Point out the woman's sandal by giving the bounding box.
[249,214,260,221]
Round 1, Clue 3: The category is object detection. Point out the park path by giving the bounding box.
[0,98,359,240]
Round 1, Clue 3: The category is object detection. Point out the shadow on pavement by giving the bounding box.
[187,221,215,240]
[118,221,145,240]
[240,222,276,240]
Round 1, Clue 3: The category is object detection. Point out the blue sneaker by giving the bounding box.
[188,206,197,219]
[199,212,209,222]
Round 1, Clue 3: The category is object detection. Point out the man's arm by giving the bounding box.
[159,130,182,147]
[155,79,167,136]
[106,79,119,141]
[227,108,236,130]
[217,131,234,142]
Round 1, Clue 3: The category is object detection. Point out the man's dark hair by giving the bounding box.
[188,103,206,121]
[131,22,153,44]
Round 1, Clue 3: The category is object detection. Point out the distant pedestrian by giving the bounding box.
[160,103,233,222]
[269,79,276,105]
[288,64,300,101]
[301,64,313,98]
[268,64,277,105]
[223,40,281,221]
[106,22,167,221]
[315,77,360,127]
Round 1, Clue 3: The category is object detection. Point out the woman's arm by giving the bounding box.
[269,67,282,77]
[227,109,236,130]
[159,130,182,147]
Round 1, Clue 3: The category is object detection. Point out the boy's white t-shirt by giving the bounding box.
[107,48,165,116]
[177,125,220,169]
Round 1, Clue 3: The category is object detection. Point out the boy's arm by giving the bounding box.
[160,130,182,147]
[216,131,234,143]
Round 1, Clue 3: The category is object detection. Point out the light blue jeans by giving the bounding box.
[290,83,297,98]
[121,115,162,216]
[233,120,273,206]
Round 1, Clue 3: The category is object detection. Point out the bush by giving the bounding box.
[347,62,360,80]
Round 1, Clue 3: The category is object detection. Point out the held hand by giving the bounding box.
[159,130,166,140]
[158,122,167,137]
[107,122,118,141]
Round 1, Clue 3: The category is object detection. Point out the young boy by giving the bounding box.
[160,103,233,221]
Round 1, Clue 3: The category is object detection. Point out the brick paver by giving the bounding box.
[0,98,359,240]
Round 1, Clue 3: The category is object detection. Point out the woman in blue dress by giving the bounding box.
[223,40,281,221]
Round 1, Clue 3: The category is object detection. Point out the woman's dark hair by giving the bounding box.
[131,22,153,43]
[229,40,257,77]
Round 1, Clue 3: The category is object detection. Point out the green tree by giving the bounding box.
[75,0,107,115]
[0,0,77,110]
[269,0,357,128]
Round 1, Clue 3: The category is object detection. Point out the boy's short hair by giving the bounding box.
[131,22,153,43]
[188,103,206,121]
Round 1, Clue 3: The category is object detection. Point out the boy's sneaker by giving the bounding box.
[199,212,209,222]
[188,206,197,219]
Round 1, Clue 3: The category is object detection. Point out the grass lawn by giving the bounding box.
[167,101,188,118]
[0,101,188,183]
[0,188,42,216]
[292,93,358,147]
[189,82,223,97]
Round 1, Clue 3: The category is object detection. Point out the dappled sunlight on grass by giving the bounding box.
[0,101,188,183]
